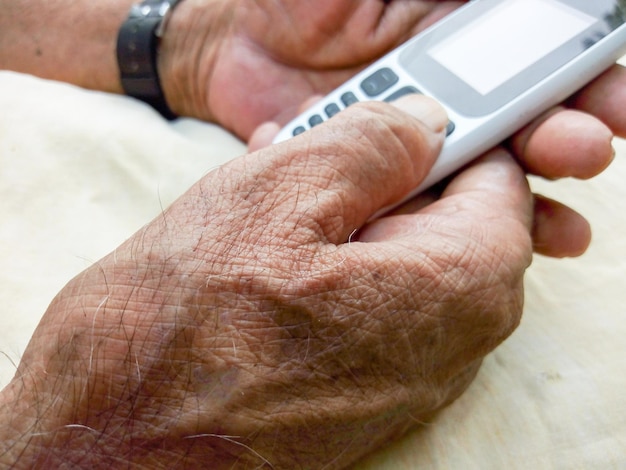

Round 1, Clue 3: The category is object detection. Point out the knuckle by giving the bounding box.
[455,242,527,344]
[413,231,529,355]
[339,101,417,149]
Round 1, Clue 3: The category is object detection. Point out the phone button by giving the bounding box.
[293,126,306,137]
[446,121,456,136]
[309,114,324,127]
[361,68,399,97]
[325,103,341,118]
[384,86,421,102]
[383,86,456,137]
[341,92,359,107]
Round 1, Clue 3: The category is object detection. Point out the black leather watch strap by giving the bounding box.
[116,0,181,119]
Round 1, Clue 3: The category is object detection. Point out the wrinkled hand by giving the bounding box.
[162,0,463,137]
[1,95,613,468]
[162,0,626,147]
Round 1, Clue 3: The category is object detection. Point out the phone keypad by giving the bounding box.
[309,114,324,127]
[360,67,400,96]
[384,86,420,102]
[324,103,341,117]
[291,67,456,138]
[341,92,359,107]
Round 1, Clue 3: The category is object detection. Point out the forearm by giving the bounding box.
[0,0,135,93]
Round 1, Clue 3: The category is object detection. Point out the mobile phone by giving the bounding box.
[273,0,626,211]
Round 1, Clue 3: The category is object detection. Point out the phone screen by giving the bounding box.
[428,0,596,95]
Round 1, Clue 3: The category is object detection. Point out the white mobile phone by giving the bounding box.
[273,0,626,209]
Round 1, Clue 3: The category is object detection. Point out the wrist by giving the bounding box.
[116,0,184,118]
[157,0,232,121]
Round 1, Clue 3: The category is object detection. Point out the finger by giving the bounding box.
[248,121,281,151]
[438,148,534,231]
[509,107,615,180]
[238,94,448,244]
[569,64,626,138]
[377,179,450,216]
[354,149,532,361]
[358,148,591,258]
[532,194,591,258]
[247,96,325,152]
[381,187,441,216]
[358,148,533,252]
[445,154,593,259]
[298,95,323,114]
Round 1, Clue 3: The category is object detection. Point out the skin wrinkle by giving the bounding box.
[387,231,520,366]
[0,43,594,470]
[1,0,623,465]
[312,108,440,238]
[197,1,466,137]
[3,215,524,467]
[40,266,200,454]
[201,155,330,252]
[243,1,363,66]
[284,2,347,50]
[39,253,216,458]
[208,109,422,251]
[163,0,233,119]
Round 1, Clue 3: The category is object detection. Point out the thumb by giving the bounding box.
[214,95,448,245]
[248,122,281,152]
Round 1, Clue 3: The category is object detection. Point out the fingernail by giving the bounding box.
[391,94,448,133]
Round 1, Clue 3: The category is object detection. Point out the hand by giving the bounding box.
[0,94,613,468]
[161,0,463,137]
[162,0,626,145]
[249,66,625,257]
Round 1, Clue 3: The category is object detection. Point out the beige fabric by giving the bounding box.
[0,70,624,468]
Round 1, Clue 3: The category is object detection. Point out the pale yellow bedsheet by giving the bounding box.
[0,70,624,469]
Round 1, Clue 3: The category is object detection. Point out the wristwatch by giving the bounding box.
[116,0,182,119]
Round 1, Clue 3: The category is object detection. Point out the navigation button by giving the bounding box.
[361,68,399,97]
